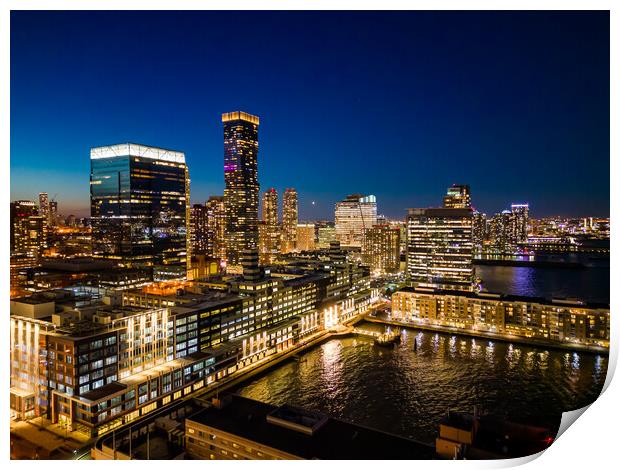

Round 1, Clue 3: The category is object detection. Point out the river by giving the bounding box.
[235,261,609,444]
[235,327,607,444]
[475,256,610,303]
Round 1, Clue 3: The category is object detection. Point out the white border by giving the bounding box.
[2,2,616,469]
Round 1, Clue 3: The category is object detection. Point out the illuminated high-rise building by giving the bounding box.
[362,224,401,274]
[472,211,487,249]
[406,207,473,290]
[10,200,38,252]
[511,203,529,243]
[90,143,190,281]
[206,196,226,260]
[49,200,58,226]
[296,223,316,252]
[223,111,260,266]
[282,188,298,253]
[38,193,49,224]
[191,203,209,255]
[489,210,514,253]
[317,225,337,249]
[260,188,280,263]
[443,184,471,209]
[335,194,377,247]
[13,214,47,260]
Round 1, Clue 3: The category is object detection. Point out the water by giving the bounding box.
[236,326,607,444]
[236,261,609,444]
[475,262,610,303]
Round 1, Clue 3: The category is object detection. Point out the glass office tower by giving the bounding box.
[222,111,260,266]
[90,143,190,281]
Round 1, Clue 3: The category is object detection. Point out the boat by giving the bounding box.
[374,331,401,347]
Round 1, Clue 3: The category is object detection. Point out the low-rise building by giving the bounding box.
[185,395,435,459]
[391,287,609,348]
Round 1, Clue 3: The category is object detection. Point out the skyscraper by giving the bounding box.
[489,210,514,253]
[206,196,226,261]
[10,199,47,261]
[191,203,209,255]
[49,200,58,227]
[335,194,377,247]
[443,184,471,209]
[38,193,49,224]
[511,203,529,243]
[472,211,487,250]
[10,200,38,252]
[259,188,280,263]
[90,143,190,280]
[223,111,260,266]
[406,207,474,290]
[362,224,401,274]
[282,188,298,253]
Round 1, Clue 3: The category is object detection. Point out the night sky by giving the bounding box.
[10,11,609,220]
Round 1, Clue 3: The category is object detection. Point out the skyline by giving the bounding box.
[10,10,610,219]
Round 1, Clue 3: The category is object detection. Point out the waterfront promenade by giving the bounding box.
[362,314,609,354]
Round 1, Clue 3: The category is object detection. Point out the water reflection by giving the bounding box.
[236,326,607,445]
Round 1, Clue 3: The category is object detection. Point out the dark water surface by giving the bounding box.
[475,261,610,303]
[236,326,607,444]
[236,262,609,444]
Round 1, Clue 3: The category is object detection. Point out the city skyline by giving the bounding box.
[10,11,610,219]
[8,8,612,462]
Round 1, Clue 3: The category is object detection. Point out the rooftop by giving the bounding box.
[221,111,260,125]
[187,395,435,459]
[396,286,609,309]
[90,143,185,164]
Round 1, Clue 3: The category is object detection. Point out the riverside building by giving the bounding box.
[391,287,609,348]
[511,203,529,243]
[406,208,474,291]
[90,143,190,281]
[10,244,378,436]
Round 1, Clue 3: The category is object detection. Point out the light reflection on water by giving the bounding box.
[236,323,607,444]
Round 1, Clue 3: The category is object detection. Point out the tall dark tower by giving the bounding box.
[90,143,190,281]
[222,111,260,266]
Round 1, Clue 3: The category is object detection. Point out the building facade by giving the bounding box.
[259,189,281,264]
[362,224,401,274]
[406,208,473,291]
[391,287,609,348]
[10,244,379,437]
[90,143,190,281]
[335,194,377,247]
[511,203,529,243]
[205,196,226,261]
[443,184,471,209]
[191,204,209,256]
[282,188,298,253]
[38,193,50,224]
[223,111,260,266]
[296,223,316,252]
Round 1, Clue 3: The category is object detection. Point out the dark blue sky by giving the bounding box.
[11,11,609,219]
